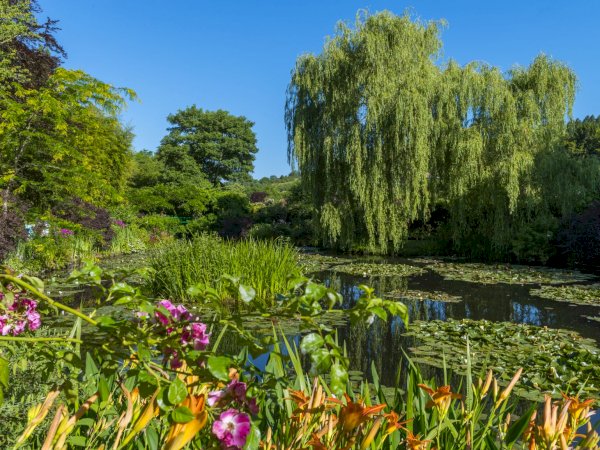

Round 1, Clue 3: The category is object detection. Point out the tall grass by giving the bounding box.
[149,234,301,306]
[107,225,148,255]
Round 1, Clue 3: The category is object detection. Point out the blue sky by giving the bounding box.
[39,1,600,178]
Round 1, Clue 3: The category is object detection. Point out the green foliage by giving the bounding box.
[286,11,598,261]
[158,106,258,185]
[530,284,600,306]
[149,234,302,307]
[0,0,65,88]
[427,260,594,284]
[404,319,600,400]
[565,115,600,156]
[4,232,97,274]
[0,68,136,210]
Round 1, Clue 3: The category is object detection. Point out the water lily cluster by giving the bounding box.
[0,291,41,336]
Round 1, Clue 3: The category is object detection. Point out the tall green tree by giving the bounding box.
[0,0,65,87]
[0,68,135,210]
[286,11,585,258]
[158,106,258,185]
[565,115,600,156]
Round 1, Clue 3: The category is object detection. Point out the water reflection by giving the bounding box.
[311,266,600,385]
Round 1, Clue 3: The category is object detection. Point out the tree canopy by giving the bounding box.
[158,106,258,185]
[286,11,596,258]
[0,1,135,213]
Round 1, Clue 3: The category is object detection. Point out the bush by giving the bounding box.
[0,196,27,261]
[555,201,600,267]
[52,197,114,247]
[4,233,97,274]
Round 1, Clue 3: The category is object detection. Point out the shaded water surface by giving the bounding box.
[308,256,600,386]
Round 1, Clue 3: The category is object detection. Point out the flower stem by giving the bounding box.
[0,274,98,326]
[0,336,83,344]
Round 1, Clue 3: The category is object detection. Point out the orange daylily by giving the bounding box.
[418,383,461,417]
[405,431,431,450]
[561,393,595,424]
[383,410,410,435]
[336,393,386,434]
[164,394,208,450]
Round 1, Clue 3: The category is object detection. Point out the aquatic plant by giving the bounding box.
[385,289,462,303]
[331,262,424,278]
[427,261,594,285]
[149,234,301,307]
[404,319,600,400]
[530,284,600,306]
[298,252,354,273]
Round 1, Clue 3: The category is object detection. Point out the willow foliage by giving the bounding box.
[286,11,585,256]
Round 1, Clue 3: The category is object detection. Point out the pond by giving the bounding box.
[47,252,600,401]
[301,254,600,399]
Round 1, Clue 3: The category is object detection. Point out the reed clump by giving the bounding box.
[149,234,301,307]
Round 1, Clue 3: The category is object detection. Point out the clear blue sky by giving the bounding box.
[38,1,600,179]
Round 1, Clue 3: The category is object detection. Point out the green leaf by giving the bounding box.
[305,282,327,300]
[145,426,159,450]
[67,436,88,447]
[310,348,332,373]
[0,356,9,389]
[171,406,195,423]
[300,333,324,355]
[243,422,261,450]
[85,354,99,377]
[505,404,536,447]
[98,375,110,402]
[207,356,233,381]
[239,284,256,303]
[167,377,187,405]
[330,363,349,396]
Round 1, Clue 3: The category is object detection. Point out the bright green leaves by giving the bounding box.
[348,285,409,328]
[287,11,582,258]
[167,378,188,405]
[207,356,234,381]
[171,406,195,423]
[0,67,136,209]
[0,355,9,406]
[299,333,324,354]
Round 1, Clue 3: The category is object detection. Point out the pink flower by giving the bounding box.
[59,228,74,236]
[1,296,41,335]
[114,220,126,228]
[212,409,251,449]
[208,389,226,407]
[181,322,210,350]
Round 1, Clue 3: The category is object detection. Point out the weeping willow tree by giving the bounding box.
[286,11,588,257]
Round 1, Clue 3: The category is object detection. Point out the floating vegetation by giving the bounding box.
[427,262,594,285]
[530,284,600,306]
[385,289,462,303]
[298,253,354,273]
[331,262,424,278]
[583,315,600,323]
[404,319,600,401]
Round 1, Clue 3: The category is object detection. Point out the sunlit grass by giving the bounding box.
[148,234,302,307]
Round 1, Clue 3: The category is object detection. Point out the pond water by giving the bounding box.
[47,253,600,398]
[302,256,600,387]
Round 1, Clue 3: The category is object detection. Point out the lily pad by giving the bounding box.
[299,253,354,273]
[385,289,462,303]
[427,262,594,285]
[530,284,600,306]
[331,262,424,278]
[583,315,600,323]
[403,319,600,401]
